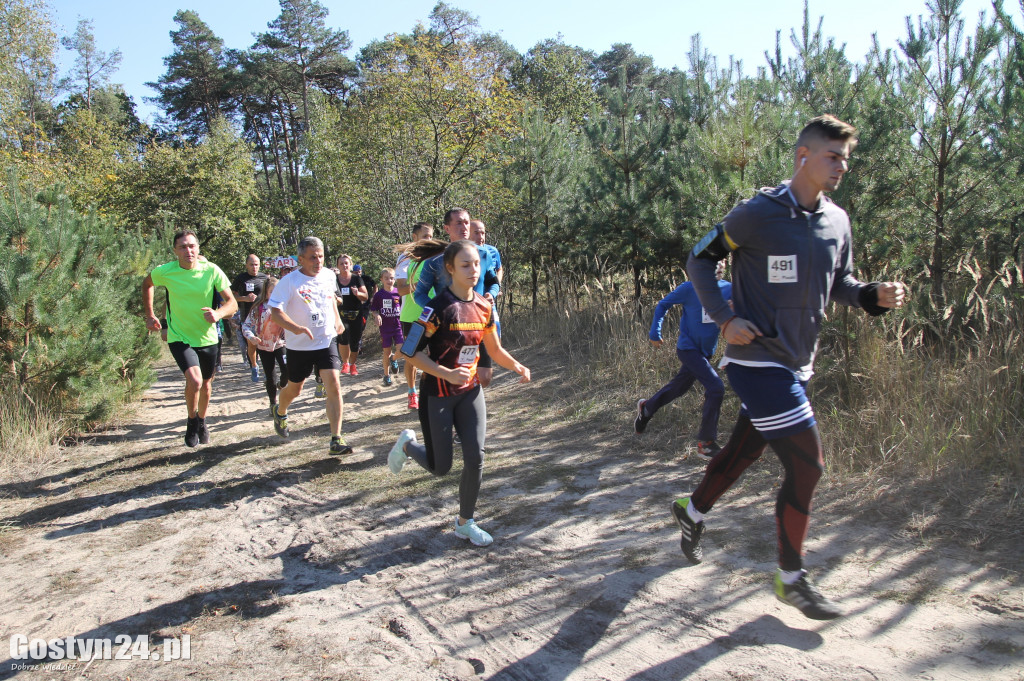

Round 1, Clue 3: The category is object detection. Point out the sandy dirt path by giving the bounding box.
[1,347,1021,681]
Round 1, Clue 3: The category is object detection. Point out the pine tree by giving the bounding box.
[576,75,673,309]
[0,185,160,427]
[59,18,122,112]
[893,0,1003,306]
[147,10,232,140]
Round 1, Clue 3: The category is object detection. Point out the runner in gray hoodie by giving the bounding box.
[671,115,907,620]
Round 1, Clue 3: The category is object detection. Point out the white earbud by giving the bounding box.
[801,157,806,167]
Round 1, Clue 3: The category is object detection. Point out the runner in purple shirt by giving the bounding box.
[370,268,404,386]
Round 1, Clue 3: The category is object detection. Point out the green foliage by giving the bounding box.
[496,106,583,308]
[303,10,521,270]
[59,17,122,111]
[575,77,674,305]
[515,37,597,128]
[109,118,276,268]
[242,0,358,205]
[891,0,1003,305]
[593,43,665,94]
[0,185,160,428]
[52,106,132,211]
[253,0,356,113]
[147,10,232,140]
[0,0,57,188]
[4,0,1024,387]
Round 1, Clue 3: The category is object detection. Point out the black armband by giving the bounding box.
[691,223,731,261]
[858,283,888,317]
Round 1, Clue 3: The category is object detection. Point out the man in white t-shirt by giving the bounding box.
[268,236,352,456]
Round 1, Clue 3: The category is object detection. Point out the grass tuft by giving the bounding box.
[0,380,68,480]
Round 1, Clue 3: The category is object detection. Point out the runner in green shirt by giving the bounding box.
[396,221,434,409]
[143,230,237,448]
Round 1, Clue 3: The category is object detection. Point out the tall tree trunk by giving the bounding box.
[269,123,286,192]
[531,256,539,311]
[931,126,948,307]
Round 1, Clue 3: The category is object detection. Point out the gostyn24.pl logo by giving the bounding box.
[9,634,190,663]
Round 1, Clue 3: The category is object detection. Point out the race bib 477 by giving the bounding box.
[457,345,479,365]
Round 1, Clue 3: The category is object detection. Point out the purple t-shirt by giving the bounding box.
[370,288,402,335]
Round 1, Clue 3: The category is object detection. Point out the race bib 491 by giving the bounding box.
[768,255,797,283]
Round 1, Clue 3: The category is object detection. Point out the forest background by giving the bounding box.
[1,0,1022,496]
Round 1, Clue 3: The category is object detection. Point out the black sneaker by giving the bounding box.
[634,399,652,434]
[671,497,704,564]
[196,417,210,445]
[390,358,400,374]
[184,416,199,448]
[329,436,353,456]
[696,440,721,460]
[774,571,842,620]
[272,404,289,438]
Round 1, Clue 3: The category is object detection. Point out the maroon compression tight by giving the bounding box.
[690,414,825,571]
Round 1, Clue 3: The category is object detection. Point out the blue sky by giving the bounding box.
[49,0,1014,123]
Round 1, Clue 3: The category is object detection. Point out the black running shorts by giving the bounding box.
[168,342,218,381]
[286,342,342,383]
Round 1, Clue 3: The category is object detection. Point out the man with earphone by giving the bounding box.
[671,115,907,621]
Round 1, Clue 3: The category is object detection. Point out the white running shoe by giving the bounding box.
[454,518,493,546]
[388,429,415,474]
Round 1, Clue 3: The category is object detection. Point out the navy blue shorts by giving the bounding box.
[725,363,816,439]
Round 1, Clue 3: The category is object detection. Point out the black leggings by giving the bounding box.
[406,385,486,520]
[257,348,287,404]
[338,314,364,352]
[691,415,824,572]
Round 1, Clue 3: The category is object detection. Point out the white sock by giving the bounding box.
[778,568,805,585]
[686,502,704,523]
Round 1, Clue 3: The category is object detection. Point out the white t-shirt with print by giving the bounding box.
[268,268,339,351]
[395,252,411,280]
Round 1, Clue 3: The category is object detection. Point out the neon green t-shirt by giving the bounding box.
[399,260,431,323]
[151,259,231,347]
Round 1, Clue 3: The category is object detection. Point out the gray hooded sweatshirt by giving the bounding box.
[687,181,882,380]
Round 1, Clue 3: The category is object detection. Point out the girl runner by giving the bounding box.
[387,240,530,546]
[369,268,403,386]
[242,277,288,414]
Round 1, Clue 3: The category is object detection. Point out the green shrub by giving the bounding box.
[0,185,161,464]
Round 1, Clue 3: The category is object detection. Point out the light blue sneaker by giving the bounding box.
[454,518,493,546]
[388,429,415,474]
[250,366,260,383]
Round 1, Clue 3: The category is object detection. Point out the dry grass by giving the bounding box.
[0,381,68,481]
[498,293,1024,562]
[814,312,1024,478]
[503,295,1024,505]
